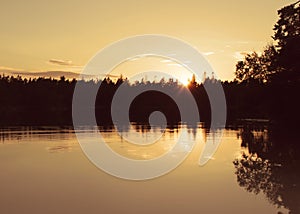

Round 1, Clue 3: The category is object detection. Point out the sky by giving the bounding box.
[0,0,296,81]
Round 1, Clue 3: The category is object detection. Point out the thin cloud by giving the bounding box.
[167,63,183,67]
[127,57,140,62]
[1,67,119,80]
[160,59,173,63]
[233,51,248,60]
[233,50,264,61]
[203,52,215,56]
[226,40,263,48]
[47,59,84,72]
[126,54,152,62]
[236,41,250,44]
[0,66,24,73]
[48,59,73,66]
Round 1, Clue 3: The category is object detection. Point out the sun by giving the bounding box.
[180,78,190,86]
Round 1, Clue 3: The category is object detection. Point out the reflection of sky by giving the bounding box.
[0,127,75,143]
[0,126,290,214]
[1,125,220,161]
[104,124,203,160]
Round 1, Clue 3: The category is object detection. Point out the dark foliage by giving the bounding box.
[0,73,299,126]
[234,124,300,214]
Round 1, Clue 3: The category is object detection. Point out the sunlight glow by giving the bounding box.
[110,56,194,85]
[180,78,190,86]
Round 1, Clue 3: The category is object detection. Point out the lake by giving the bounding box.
[0,124,298,214]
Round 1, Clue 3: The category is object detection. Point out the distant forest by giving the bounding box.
[0,71,298,127]
[0,1,299,127]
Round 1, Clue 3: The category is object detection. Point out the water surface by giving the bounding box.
[0,125,297,214]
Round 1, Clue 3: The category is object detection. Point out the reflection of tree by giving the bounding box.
[234,153,283,207]
[234,126,300,214]
[239,125,271,159]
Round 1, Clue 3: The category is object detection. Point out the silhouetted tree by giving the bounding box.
[235,1,299,84]
[235,45,277,83]
[273,1,300,76]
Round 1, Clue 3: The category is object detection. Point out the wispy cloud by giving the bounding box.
[167,63,184,67]
[126,54,152,62]
[233,51,248,60]
[127,57,140,62]
[0,65,119,80]
[160,59,173,63]
[236,41,250,44]
[203,51,215,56]
[48,59,73,66]
[47,59,84,72]
[0,66,24,73]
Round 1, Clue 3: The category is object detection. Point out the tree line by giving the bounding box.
[0,71,298,126]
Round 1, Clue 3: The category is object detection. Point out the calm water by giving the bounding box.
[0,125,298,214]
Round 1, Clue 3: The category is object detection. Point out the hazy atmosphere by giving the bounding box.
[0,0,295,80]
[1,1,299,214]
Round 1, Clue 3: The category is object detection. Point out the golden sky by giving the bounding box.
[0,0,296,80]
